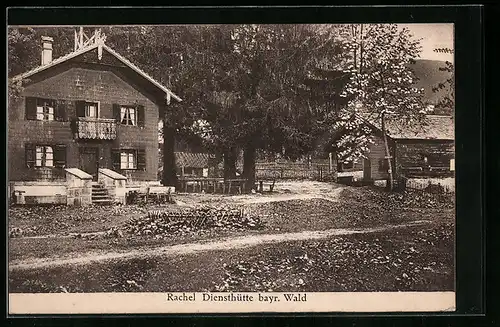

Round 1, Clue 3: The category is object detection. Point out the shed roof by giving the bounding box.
[175,152,210,168]
[360,113,454,141]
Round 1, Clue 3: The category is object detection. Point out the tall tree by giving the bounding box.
[203,24,347,190]
[105,26,206,187]
[335,24,425,189]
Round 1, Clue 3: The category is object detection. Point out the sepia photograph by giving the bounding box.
[7,22,456,313]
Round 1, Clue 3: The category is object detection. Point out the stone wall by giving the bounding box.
[10,181,67,205]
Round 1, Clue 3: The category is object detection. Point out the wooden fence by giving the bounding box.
[255,163,332,181]
[403,177,455,194]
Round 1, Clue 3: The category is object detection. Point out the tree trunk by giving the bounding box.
[242,144,256,192]
[162,119,178,188]
[211,151,224,178]
[223,147,237,179]
[381,112,394,191]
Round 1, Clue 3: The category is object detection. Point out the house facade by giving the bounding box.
[361,115,455,181]
[8,32,181,204]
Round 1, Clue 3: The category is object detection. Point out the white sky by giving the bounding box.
[398,23,454,62]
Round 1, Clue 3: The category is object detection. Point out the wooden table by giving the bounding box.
[223,178,247,194]
[179,177,223,193]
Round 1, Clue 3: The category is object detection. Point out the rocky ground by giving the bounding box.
[8,181,455,293]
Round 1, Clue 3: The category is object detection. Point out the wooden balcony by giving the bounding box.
[73,117,117,140]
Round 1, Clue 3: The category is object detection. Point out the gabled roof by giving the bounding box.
[360,113,454,141]
[12,42,182,102]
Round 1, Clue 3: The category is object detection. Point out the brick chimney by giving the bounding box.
[41,36,53,66]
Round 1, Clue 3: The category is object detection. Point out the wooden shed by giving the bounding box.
[361,114,455,181]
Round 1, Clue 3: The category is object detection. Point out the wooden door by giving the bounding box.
[80,147,99,181]
[363,158,372,181]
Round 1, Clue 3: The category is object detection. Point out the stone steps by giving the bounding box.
[91,183,113,205]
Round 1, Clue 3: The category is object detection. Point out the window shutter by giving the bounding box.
[113,104,121,123]
[55,100,68,122]
[25,143,36,168]
[54,145,67,168]
[25,97,37,120]
[112,149,121,171]
[137,105,145,127]
[75,100,86,117]
[137,149,146,171]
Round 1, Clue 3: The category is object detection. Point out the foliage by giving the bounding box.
[8,26,75,77]
[432,48,454,113]
[173,25,349,161]
[333,24,425,162]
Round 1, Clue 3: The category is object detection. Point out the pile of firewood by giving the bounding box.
[123,206,264,237]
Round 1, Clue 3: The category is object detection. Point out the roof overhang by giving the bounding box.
[12,43,182,103]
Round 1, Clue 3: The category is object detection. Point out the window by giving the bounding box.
[26,144,66,168]
[113,104,145,127]
[36,99,55,121]
[85,102,99,118]
[120,106,136,125]
[450,159,455,171]
[112,148,146,171]
[26,97,68,121]
[35,146,54,167]
[120,150,137,169]
[75,101,99,118]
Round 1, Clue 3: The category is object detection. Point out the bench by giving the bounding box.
[256,179,276,193]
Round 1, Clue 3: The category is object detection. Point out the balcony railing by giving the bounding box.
[74,117,117,140]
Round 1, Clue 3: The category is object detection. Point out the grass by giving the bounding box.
[9,221,454,293]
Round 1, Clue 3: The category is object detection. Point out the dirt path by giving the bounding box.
[221,185,346,205]
[9,220,431,271]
